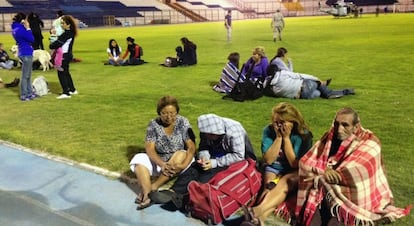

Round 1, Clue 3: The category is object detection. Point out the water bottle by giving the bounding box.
[198,150,210,161]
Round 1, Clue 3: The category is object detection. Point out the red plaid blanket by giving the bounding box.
[289,125,411,226]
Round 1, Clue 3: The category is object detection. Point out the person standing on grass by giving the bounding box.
[271,9,285,42]
[224,10,232,42]
[28,12,44,50]
[11,12,37,101]
[50,15,78,99]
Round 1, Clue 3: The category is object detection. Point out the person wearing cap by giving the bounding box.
[151,113,255,209]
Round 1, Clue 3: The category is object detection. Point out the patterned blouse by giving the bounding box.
[146,115,192,161]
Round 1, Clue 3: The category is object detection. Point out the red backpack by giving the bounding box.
[187,159,262,225]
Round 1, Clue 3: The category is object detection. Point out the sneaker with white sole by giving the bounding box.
[20,96,31,101]
[56,94,71,99]
[69,90,78,95]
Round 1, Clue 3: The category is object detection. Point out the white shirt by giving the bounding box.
[107,47,122,61]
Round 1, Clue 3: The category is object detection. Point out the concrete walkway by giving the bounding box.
[0,141,213,226]
[0,141,291,226]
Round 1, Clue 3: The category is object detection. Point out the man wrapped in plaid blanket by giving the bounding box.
[292,107,411,226]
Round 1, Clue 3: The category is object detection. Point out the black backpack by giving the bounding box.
[223,63,264,102]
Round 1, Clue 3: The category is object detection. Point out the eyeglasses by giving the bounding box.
[160,111,177,117]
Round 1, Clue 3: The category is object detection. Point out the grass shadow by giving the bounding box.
[118,145,146,195]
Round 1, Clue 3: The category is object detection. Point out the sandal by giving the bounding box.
[241,206,261,226]
[149,190,174,204]
[136,197,152,210]
[134,192,144,204]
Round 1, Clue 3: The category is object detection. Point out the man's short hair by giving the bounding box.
[336,107,359,125]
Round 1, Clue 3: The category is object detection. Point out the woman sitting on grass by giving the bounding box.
[241,46,269,82]
[177,37,197,66]
[129,96,195,209]
[121,37,144,65]
[106,39,123,66]
[241,102,312,226]
[213,52,242,93]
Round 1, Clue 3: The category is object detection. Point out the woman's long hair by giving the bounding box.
[108,39,120,56]
[270,47,288,62]
[180,37,196,49]
[272,102,311,140]
[61,15,78,37]
[12,12,26,23]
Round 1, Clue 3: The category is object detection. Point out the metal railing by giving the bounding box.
[1,1,413,31]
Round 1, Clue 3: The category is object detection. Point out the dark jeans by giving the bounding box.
[309,199,340,226]
[318,85,347,99]
[171,162,227,194]
[57,54,76,95]
[123,57,143,65]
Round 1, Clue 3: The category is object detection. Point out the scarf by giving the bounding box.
[292,124,411,226]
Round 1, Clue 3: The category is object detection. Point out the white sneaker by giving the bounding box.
[56,94,71,99]
[69,90,78,95]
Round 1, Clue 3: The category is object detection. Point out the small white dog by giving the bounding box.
[10,45,53,71]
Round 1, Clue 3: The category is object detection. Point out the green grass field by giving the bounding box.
[1,13,413,224]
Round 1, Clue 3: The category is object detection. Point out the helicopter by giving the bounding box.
[320,0,356,17]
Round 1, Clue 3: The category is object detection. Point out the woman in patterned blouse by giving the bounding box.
[129,96,196,209]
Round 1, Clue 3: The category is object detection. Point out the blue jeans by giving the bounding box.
[301,79,346,99]
[19,56,33,97]
[300,79,320,99]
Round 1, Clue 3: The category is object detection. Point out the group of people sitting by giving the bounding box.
[213,47,355,100]
[106,36,197,67]
[106,37,144,66]
[129,95,410,226]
